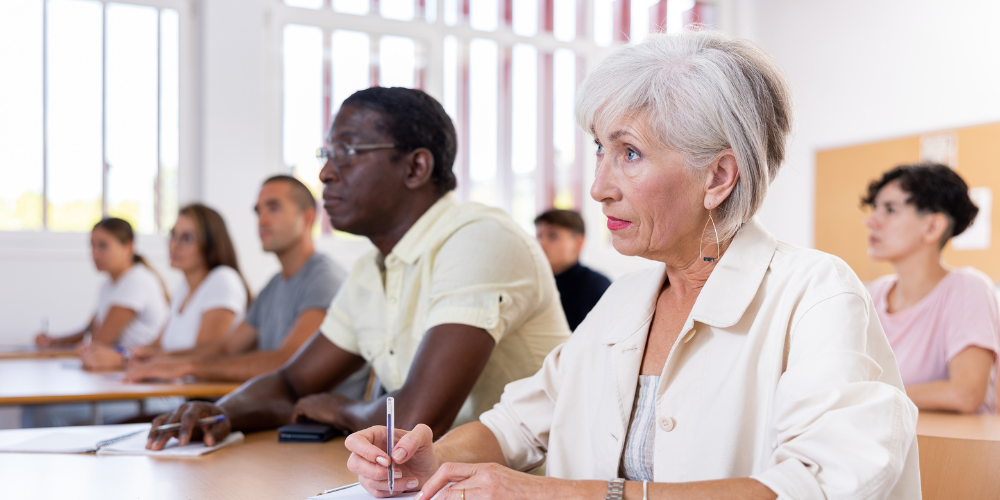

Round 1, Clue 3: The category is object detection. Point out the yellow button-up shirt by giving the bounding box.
[321,194,572,427]
[481,219,920,499]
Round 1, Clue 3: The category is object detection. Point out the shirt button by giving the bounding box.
[388,297,397,305]
[659,417,675,432]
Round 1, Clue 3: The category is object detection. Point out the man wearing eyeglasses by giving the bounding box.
[146,86,571,449]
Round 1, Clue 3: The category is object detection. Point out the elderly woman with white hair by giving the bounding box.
[344,31,920,500]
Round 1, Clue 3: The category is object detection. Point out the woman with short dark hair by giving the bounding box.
[864,163,999,414]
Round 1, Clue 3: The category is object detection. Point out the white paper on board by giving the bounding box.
[952,186,992,251]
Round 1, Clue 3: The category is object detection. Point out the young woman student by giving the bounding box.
[865,163,1000,414]
[81,204,251,371]
[35,218,170,349]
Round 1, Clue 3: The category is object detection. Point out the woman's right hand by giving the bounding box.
[345,424,438,498]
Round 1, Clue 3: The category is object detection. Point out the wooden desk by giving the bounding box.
[0,430,357,500]
[916,411,1000,500]
[0,359,239,405]
[0,344,77,360]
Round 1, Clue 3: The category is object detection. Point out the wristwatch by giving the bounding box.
[605,478,625,500]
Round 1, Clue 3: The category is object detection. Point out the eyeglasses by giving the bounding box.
[316,141,399,170]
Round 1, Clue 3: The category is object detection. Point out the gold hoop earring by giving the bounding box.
[699,211,721,262]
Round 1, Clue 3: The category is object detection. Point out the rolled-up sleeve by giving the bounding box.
[479,341,567,471]
[751,291,919,499]
[425,219,541,343]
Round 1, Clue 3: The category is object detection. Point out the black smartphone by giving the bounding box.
[277,422,343,443]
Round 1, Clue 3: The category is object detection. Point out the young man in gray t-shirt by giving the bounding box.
[125,176,360,392]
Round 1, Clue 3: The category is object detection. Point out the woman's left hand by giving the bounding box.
[418,462,588,500]
[79,344,125,371]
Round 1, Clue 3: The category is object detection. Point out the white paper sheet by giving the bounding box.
[0,423,150,454]
[97,429,244,456]
[309,482,455,500]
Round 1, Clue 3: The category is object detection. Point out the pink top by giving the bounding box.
[870,268,1000,414]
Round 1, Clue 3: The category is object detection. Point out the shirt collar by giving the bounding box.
[598,218,777,344]
[386,193,459,265]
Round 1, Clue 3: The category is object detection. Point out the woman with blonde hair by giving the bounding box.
[82,204,251,370]
[346,31,919,500]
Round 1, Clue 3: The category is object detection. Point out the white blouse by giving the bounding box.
[160,266,247,352]
[480,219,920,500]
[94,264,169,347]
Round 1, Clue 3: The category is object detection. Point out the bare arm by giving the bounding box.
[130,310,325,383]
[906,346,995,413]
[291,323,496,439]
[144,320,257,361]
[35,316,94,347]
[193,308,237,346]
[89,306,137,345]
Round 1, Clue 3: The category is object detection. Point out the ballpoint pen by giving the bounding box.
[154,414,227,432]
[387,396,395,494]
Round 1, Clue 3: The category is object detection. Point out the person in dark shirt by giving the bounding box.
[534,209,612,331]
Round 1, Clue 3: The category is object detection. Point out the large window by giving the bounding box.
[0,0,186,234]
[275,0,716,233]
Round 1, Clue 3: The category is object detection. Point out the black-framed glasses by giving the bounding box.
[316,141,399,169]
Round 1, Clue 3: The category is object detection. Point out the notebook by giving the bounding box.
[309,482,454,500]
[0,424,243,456]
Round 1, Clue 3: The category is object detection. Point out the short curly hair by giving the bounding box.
[341,87,457,194]
[862,163,980,243]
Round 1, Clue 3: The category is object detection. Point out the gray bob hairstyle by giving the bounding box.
[576,30,793,241]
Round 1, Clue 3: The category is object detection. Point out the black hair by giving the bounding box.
[862,163,980,243]
[534,209,586,236]
[341,87,458,194]
[263,174,316,212]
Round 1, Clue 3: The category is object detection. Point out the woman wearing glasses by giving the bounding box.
[81,204,251,370]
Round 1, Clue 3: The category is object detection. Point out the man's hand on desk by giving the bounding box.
[125,358,191,382]
[147,401,231,450]
[290,392,349,425]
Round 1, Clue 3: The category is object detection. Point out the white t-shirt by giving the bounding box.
[160,266,247,352]
[94,264,169,347]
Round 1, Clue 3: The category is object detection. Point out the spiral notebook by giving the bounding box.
[0,423,243,456]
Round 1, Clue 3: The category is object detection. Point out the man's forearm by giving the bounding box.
[216,371,300,432]
[189,350,293,383]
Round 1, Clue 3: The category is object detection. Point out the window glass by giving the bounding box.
[425,0,438,24]
[284,0,323,9]
[667,0,695,34]
[510,43,537,232]
[331,30,371,115]
[0,0,43,230]
[379,36,416,88]
[105,3,158,233]
[282,24,324,193]
[443,0,459,26]
[512,0,537,37]
[553,0,576,41]
[47,0,103,232]
[552,48,576,209]
[593,0,615,46]
[333,0,369,15]
[467,38,498,206]
[469,0,498,31]
[442,35,458,119]
[159,8,180,234]
[380,0,415,21]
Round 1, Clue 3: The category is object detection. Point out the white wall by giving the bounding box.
[748,0,1000,248]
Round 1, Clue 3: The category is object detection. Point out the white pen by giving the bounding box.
[386,396,395,494]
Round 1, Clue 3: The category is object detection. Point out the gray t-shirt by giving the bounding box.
[246,253,346,351]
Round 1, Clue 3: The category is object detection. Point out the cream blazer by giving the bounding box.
[481,219,921,500]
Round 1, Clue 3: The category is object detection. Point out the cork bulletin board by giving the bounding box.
[815,123,1000,282]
